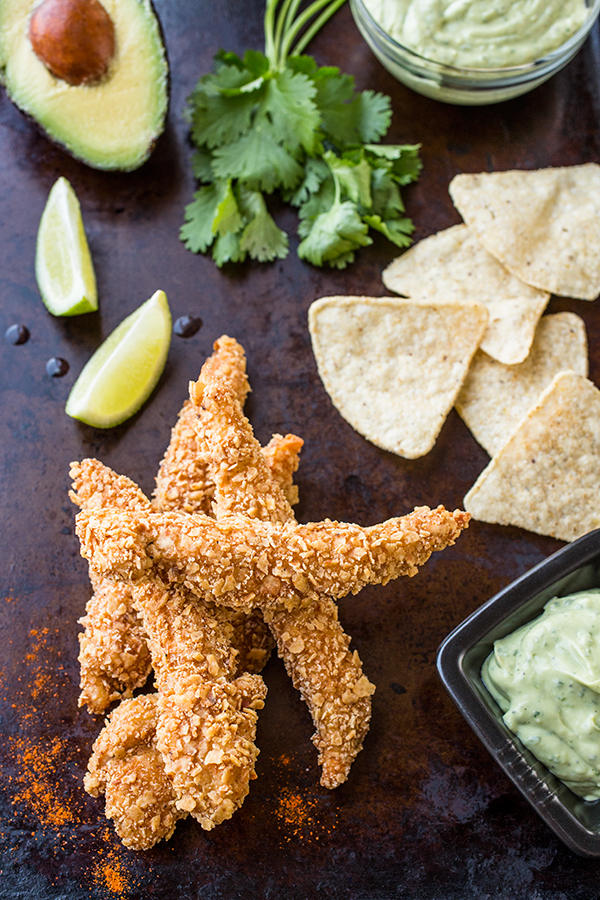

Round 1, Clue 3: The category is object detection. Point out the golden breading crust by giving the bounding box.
[193,376,374,787]
[71,338,280,715]
[265,599,375,789]
[153,335,250,514]
[70,459,153,713]
[155,671,266,829]
[76,505,470,611]
[131,584,267,829]
[84,695,184,850]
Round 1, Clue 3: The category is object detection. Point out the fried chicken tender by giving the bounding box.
[70,459,152,714]
[153,336,275,670]
[76,468,269,843]
[85,695,184,850]
[192,376,375,787]
[130,583,267,829]
[76,505,470,611]
[72,339,279,715]
[153,335,250,515]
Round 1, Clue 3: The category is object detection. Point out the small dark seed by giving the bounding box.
[174,315,203,338]
[5,324,30,345]
[46,357,69,377]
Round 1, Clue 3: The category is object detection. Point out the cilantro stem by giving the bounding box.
[273,0,348,67]
[273,0,301,66]
[264,0,279,66]
[290,0,348,57]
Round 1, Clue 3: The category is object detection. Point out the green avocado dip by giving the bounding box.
[483,589,600,801]
[363,0,589,67]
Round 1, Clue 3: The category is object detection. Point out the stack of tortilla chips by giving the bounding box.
[309,164,600,543]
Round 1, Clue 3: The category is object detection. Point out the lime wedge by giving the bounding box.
[66,290,171,428]
[35,176,98,316]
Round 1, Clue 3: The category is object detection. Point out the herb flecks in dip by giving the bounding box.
[363,0,589,67]
[483,589,600,800]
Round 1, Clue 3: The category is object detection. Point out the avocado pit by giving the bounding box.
[29,0,115,86]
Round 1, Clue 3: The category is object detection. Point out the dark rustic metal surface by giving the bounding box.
[2,2,600,898]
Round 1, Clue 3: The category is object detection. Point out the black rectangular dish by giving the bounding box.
[436,529,600,858]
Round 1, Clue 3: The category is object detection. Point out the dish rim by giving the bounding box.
[436,528,600,858]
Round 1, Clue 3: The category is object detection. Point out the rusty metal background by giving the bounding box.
[2,2,600,897]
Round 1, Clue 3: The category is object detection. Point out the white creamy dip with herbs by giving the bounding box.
[363,0,589,67]
[482,590,600,801]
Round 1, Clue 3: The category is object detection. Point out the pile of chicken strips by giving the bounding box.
[70,336,469,849]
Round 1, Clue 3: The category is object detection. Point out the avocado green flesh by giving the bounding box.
[0,0,169,171]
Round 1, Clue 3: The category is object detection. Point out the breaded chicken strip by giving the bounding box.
[76,466,269,843]
[72,340,281,713]
[76,505,470,611]
[153,335,250,515]
[192,377,374,787]
[85,695,184,850]
[130,583,267,829]
[70,459,153,714]
[153,336,275,671]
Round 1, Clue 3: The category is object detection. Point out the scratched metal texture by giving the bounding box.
[1,2,600,898]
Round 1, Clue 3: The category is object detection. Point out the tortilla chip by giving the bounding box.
[456,312,588,456]
[464,372,600,542]
[382,224,549,365]
[308,295,488,459]
[449,164,600,300]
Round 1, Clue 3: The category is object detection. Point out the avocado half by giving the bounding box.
[0,0,169,171]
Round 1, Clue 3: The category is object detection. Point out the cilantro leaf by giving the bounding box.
[213,180,244,236]
[298,199,372,268]
[285,157,329,207]
[180,182,227,253]
[325,151,372,207]
[239,189,289,262]
[364,213,414,249]
[189,87,257,150]
[213,231,246,267]
[262,69,320,155]
[365,143,423,184]
[191,149,213,182]
[212,125,304,193]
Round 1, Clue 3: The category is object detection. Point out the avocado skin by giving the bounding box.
[0,0,169,172]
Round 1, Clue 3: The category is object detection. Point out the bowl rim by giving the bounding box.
[351,0,600,77]
[436,528,600,858]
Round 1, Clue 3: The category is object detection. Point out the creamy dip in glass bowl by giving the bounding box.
[351,0,600,104]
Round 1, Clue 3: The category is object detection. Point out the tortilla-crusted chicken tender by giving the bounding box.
[72,338,280,716]
[85,694,184,850]
[70,459,153,713]
[130,583,267,828]
[76,506,469,610]
[262,433,303,508]
[192,376,374,787]
[191,378,294,524]
[153,335,250,515]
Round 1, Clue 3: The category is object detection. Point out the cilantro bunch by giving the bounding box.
[181,0,422,269]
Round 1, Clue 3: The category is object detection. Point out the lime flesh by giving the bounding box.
[66,290,171,428]
[35,176,98,316]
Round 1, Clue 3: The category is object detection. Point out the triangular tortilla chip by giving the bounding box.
[464,372,600,542]
[456,312,588,456]
[382,224,549,365]
[308,295,488,459]
[449,164,600,300]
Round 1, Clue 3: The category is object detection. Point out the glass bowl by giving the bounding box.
[436,529,600,856]
[350,0,600,105]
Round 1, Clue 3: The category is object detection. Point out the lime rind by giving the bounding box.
[35,176,98,317]
[66,290,171,428]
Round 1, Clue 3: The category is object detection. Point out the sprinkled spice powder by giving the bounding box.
[0,597,143,897]
[9,735,75,829]
[91,844,132,894]
[275,786,320,841]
